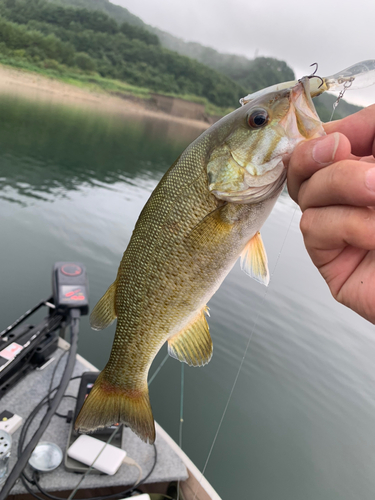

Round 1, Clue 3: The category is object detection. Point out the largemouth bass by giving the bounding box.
[75,77,325,443]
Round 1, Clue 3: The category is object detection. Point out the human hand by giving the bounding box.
[287,104,375,324]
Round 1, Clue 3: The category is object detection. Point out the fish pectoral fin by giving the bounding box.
[90,281,117,331]
[240,232,270,286]
[168,307,213,367]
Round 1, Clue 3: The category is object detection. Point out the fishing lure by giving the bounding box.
[240,59,375,106]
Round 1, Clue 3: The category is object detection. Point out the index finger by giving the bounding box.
[324,103,375,157]
[286,132,351,203]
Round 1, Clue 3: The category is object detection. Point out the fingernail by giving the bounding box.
[312,133,340,165]
[365,168,375,192]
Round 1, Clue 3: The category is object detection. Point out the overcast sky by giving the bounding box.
[113,0,375,108]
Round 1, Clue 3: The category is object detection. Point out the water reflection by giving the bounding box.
[0,93,203,202]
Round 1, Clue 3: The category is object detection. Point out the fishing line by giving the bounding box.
[193,203,298,499]
[67,353,171,500]
[179,363,184,450]
[329,79,354,121]
[177,363,184,500]
[148,352,169,385]
[67,422,141,499]
[67,425,121,500]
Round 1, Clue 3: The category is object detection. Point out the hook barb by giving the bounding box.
[309,62,319,76]
[306,62,324,88]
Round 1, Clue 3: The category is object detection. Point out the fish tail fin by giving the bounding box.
[74,370,155,444]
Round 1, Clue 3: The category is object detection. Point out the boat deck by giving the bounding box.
[2,342,188,497]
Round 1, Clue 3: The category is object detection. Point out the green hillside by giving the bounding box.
[0,0,246,109]
[0,0,361,119]
[49,0,146,27]
[46,0,361,119]
[48,0,296,95]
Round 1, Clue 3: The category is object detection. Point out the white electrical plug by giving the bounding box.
[118,495,150,500]
[0,411,23,434]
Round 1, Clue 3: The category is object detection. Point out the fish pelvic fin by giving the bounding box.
[74,370,155,444]
[90,281,117,331]
[240,231,270,286]
[168,307,213,367]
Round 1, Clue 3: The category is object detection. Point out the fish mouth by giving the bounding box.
[280,77,325,141]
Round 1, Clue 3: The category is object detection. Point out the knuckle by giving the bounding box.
[345,207,375,248]
[290,142,309,174]
[296,181,310,210]
[299,209,315,237]
[286,180,298,203]
[327,161,346,192]
[359,210,375,244]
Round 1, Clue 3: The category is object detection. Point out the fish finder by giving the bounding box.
[0,262,89,397]
[52,262,89,315]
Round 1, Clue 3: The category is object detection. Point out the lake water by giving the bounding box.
[1,92,375,500]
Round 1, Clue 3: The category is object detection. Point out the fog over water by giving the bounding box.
[114,0,375,107]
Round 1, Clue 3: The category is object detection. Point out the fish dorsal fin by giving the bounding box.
[240,232,270,286]
[168,307,212,367]
[90,281,117,331]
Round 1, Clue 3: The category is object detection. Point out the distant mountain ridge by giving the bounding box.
[149,29,295,93]
[49,0,146,27]
[50,0,295,91]
[47,0,362,119]
[51,1,293,93]
[48,0,296,94]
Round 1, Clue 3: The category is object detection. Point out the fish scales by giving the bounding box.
[110,136,255,379]
[75,78,325,442]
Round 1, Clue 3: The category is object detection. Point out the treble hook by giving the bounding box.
[306,62,324,88]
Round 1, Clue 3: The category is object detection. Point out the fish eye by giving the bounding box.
[247,109,269,129]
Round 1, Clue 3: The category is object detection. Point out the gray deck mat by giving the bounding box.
[1,347,187,495]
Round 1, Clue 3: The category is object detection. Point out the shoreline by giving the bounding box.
[0,64,211,131]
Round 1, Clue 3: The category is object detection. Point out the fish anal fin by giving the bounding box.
[240,231,270,286]
[75,370,155,444]
[168,308,212,367]
[90,281,117,331]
